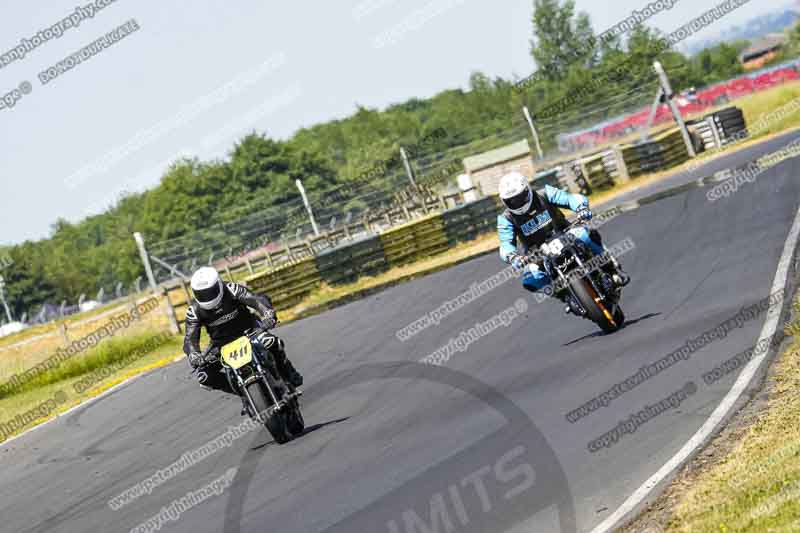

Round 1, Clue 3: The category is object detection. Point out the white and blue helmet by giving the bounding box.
[498,171,533,215]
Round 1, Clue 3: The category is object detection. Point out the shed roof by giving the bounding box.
[463,139,531,173]
[740,34,788,61]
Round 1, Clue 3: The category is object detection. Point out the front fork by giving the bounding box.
[548,250,612,317]
[234,372,263,421]
[235,350,301,422]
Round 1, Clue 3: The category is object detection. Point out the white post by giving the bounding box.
[134,232,159,291]
[295,179,320,237]
[400,147,419,190]
[523,106,545,160]
[134,232,179,334]
[654,61,696,158]
[0,276,13,323]
[640,87,664,143]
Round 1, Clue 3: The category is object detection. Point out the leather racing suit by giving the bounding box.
[183,282,302,395]
[497,184,605,293]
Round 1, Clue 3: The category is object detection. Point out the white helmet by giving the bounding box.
[498,171,533,215]
[191,267,224,310]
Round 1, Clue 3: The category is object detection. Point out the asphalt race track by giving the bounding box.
[2,136,800,533]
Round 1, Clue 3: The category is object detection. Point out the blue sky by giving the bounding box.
[0,0,794,244]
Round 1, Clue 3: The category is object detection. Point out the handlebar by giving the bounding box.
[522,220,586,262]
[198,316,280,364]
[248,319,280,335]
[562,219,586,231]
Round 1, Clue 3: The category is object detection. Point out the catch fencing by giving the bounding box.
[165,196,501,321]
[160,105,752,324]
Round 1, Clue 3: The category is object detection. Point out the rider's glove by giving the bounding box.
[204,346,221,365]
[188,351,203,369]
[261,309,278,330]
[507,253,529,271]
[576,206,593,221]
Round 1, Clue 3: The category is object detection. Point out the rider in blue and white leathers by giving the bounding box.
[496,172,622,301]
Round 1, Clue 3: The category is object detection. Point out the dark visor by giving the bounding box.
[193,282,221,304]
[504,189,530,211]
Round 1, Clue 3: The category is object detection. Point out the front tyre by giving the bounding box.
[612,306,625,328]
[245,381,291,444]
[569,278,621,334]
[286,401,305,436]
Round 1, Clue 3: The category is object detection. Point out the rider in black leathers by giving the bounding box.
[183,267,303,414]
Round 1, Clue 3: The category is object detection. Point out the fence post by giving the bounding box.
[579,157,591,190]
[134,232,180,334]
[180,279,192,304]
[295,179,320,237]
[640,87,664,143]
[400,147,419,191]
[523,106,545,160]
[654,61,696,158]
[613,145,630,184]
[162,286,181,334]
[0,276,13,323]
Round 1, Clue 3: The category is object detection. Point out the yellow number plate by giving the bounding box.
[221,337,253,370]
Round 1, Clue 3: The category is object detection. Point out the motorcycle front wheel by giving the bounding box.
[245,381,292,444]
[286,400,305,436]
[570,278,623,334]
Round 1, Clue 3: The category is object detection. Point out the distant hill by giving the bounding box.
[684,7,800,55]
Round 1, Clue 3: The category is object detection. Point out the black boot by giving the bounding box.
[555,290,581,316]
[273,347,303,387]
[601,255,630,288]
[284,362,304,388]
[609,263,630,287]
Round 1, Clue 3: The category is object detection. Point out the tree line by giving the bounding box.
[4,0,770,318]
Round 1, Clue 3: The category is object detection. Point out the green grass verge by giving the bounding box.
[0,334,182,444]
[658,300,800,532]
[0,332,176,400]
[740,82,800,138]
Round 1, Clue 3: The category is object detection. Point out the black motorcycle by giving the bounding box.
[212,326,305,444]
[531,220,626,334]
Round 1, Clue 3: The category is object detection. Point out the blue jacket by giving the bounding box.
[497,185,589,263]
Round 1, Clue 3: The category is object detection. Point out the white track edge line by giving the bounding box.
[590,201,800,533]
